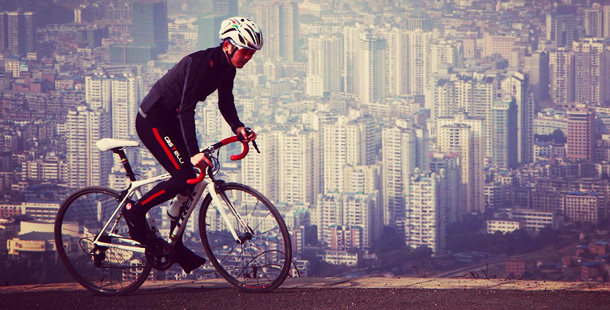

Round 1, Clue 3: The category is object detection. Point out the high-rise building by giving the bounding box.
[343,23,365,94]
[256,1,299,61]
[343,165,380,199]
[86,73,143,139]
[469,76,495,158]
[381,120,428,227]
[343,164,382,244]
[604,5,610,38]
[386,28,410,96]
[73,2,132,25]
[212,0,237,16]
[77,26,109,48]
[315,192,378,249]
[357,29,386,104]
[66,105,111,189]
[85,75,112,111]
[105,73,143,188]
[437,112,485,213]
[546,5,578,48]
[549,48,574,106]
[196,14,217,50]
[433,78,457,121]
[566,107,595,162]
[196,0,238,50]
[403,170,446,254]
[306,35,342,97]
[343,193,377,249]
[523,51,550,102]
[434,74,496,157]
[573,38,609,107]
[429,152,461,223]
[499,71,534,164]
[406,29,433,96]
[241,128,279,203]
[315,193,342,246]
[111,74,143,139]
[0,11,36,57]
[132,0,168,55]
[429,39,463,77]
[198,100,224,143]
[437,124,475,213]
[278,128,318,205]
[322,117,375,194]
[490,98,518,169]
[584,7,603,38]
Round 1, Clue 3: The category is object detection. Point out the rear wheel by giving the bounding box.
[199,182,292,292]
[54,186,151,295]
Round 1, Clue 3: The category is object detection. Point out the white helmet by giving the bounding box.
[219,17,264,50]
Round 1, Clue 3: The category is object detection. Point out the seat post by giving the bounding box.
[114,148,137,182]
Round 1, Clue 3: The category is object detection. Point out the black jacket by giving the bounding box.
[139,45,244,156]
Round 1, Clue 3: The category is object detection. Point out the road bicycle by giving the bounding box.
[54,134,292,295]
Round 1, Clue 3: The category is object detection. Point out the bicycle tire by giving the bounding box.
[199,182,292,292]
[54,186,151,296]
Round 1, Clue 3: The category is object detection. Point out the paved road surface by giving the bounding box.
[1,277,609,309]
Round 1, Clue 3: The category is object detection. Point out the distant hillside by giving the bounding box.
[2,0,74,27]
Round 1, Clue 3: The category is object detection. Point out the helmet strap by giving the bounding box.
[223,40,238,69]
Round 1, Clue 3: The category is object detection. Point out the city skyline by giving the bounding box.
[3,0,610,283]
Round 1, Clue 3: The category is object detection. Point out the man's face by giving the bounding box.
[230,46,256,69]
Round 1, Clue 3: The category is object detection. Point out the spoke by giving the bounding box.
[78,195,104,231]
[215,240,239,266]
[61,226,81,236]
[57,189,151,294]
[203,185,290,292]
[249,209,275,234]
[253,226,281,240]
[244,244,269,285]
[236,243,248,280]
[246,243,280,284]
[207,236,237,249]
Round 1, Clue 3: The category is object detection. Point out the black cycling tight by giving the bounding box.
[132,113,196,218]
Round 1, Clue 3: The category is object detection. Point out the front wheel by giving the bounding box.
[199,182,292,292]
[54,186,151,296]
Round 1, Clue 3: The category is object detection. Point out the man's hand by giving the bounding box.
[236,127,257,142]
[191,152,212,170]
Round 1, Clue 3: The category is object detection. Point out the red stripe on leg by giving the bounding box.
[141,190,166,206]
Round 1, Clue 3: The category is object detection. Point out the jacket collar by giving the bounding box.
[214,45,234,71]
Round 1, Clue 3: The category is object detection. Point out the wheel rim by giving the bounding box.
[202,185,291,291]
[55,188,150,294]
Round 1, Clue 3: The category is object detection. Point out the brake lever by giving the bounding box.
[244,127,261,153]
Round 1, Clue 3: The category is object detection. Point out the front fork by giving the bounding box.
[207,181,254,244]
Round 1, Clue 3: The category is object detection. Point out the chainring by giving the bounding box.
[145,238,174,270]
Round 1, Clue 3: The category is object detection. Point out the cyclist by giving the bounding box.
[123,17,262,273]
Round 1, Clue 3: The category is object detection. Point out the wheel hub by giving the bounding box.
[237,231,253,244]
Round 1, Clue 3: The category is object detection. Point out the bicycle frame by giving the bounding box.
[93,172,171,254]
[91,136,254,255]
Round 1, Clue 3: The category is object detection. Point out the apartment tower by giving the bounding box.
[566,107,596,162]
